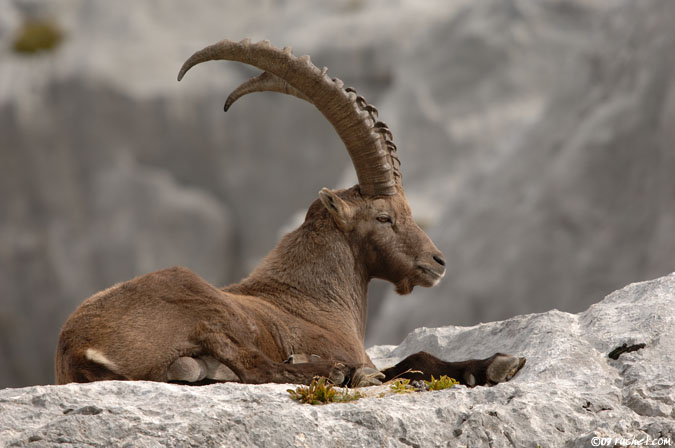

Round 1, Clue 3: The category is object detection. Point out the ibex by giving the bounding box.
[55,39,525,388]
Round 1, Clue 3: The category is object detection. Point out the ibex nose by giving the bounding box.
[433,254,446,267]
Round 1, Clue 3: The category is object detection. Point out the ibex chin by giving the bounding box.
[55,38,525,388]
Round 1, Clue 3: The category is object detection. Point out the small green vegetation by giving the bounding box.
[289,374,460,404]
[287,377,363,405]
[388,378,415,394]
[12,19,64,54]
[424,375,459,391]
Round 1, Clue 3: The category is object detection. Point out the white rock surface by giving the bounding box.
[3,0,675,391]
[1,273,674,447]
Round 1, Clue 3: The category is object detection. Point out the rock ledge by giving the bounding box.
[1,273,674,447]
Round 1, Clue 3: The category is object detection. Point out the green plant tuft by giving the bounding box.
[389,378,415,394]
[13,19,64,54]
[287,377,363,405]
[424,375,459,391]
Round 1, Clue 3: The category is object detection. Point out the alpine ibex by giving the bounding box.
[55,39,525,388]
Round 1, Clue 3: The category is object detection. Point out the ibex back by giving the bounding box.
[55,39,525,388]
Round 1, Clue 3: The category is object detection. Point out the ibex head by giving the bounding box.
[178,38,445,295]
[315,187,445,294]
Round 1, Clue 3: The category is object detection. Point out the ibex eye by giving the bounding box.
[376,215,391,223]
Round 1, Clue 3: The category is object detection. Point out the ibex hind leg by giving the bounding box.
[199,335,356,386]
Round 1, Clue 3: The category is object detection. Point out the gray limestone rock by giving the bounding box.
[1,273,673,447]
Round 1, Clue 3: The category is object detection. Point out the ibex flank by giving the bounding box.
[55,38,525,388]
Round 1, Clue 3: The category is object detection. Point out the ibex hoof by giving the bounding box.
[328,362,347,386]
[167,357,207,382]
[351,367,385,388]
[486,354,526,385]
[201,356,239,381]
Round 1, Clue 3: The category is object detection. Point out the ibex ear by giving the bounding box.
[318,188,353,232]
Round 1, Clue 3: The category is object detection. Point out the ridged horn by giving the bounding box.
[178,38,400,196]
[224,71,310,111]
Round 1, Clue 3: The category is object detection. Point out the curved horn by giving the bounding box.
[178,38,400,196]
[223,71,310,111]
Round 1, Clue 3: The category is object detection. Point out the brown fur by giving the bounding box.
[55,186,448,385]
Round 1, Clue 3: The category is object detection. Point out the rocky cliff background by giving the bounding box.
[1,0,674,389]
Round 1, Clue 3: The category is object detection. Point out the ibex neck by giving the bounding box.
[227,219,370,340]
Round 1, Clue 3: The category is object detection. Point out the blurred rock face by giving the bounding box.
[1,0,674,387]
[368,0,675,344]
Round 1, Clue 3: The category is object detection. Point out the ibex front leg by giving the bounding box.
[381,352,526,387]
[284,353,384,387]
